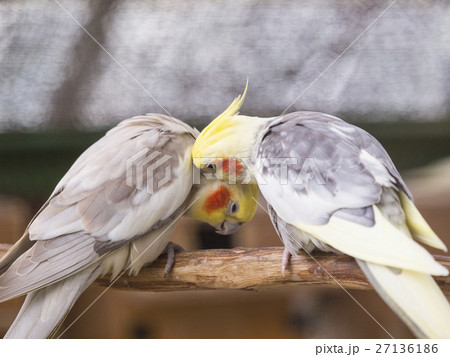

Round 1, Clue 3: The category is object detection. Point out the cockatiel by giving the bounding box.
[192,89,450,338]
[0,114,258,339]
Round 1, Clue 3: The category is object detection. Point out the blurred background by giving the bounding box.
[1,0,450,338]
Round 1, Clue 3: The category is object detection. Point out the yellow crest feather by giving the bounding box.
[192,81,248,162]
[208,80,248,132]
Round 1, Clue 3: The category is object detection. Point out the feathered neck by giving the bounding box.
[212,114,271,159]
[192,86,272,162]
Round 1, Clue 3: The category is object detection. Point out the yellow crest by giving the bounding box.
[192,81,248,164]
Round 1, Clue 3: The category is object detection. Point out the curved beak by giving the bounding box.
[215,221,242,235]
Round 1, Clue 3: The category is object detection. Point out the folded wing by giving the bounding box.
[0,114,197,302]
[256,112,447,274]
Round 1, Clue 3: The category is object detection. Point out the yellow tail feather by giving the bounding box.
[358,259,450,338]
[399,191,447,252]
[293,206,448,276]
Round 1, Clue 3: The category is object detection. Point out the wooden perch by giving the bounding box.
[0,244,449,295]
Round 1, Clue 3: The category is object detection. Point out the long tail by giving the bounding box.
[357,259,450,338]
[4,265,102,339]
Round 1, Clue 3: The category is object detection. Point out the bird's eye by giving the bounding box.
[204,163,216,171]
[228,200,239,215]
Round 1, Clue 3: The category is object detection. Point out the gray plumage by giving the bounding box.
[267,204,339,255]
[257,111,411,227]
[5,265,102,339]
[255,111,449,338]
[195,98,449,337]
[0,114,198,338]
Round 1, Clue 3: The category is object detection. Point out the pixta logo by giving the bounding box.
[194,157,326,186]
[126,148,172,194]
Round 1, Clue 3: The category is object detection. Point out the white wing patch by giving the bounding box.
[259,175,339,225]
[359,149,395,188]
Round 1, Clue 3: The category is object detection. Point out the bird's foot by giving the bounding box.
[281,247,292,277]
[161,242,185,277]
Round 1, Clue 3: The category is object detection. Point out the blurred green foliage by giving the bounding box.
[0,121,449,201]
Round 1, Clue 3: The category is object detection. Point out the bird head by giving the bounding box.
[192,82,251,181]
[187,177,259,235]
[192,82,271,183]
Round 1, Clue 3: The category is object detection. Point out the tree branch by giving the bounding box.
[0,244,449,295]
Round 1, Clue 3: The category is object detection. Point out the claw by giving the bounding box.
[162,242,185,277]
[281,247,292,277]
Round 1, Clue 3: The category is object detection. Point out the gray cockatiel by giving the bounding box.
[0,114,257,338]
[192,90,450,338]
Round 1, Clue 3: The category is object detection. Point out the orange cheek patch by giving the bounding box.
[203,186,231,214]
[222,158,244,177]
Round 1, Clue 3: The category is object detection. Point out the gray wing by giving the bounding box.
[0,192,61,275]
[328,114,411,198]
[256,111,409,226]
[0,114,196,302]
[268,204,340,255]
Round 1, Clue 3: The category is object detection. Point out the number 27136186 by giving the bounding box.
[375,344,438,354]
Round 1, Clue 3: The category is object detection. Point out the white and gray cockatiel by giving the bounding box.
[192,91,450,338]
[0,114,257,338]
